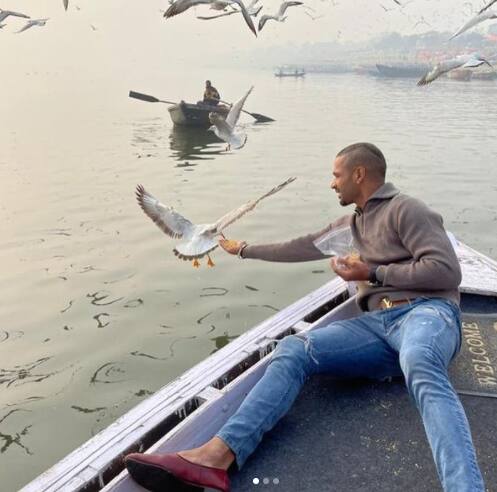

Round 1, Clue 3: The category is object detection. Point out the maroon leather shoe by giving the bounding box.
[124,452,230,492]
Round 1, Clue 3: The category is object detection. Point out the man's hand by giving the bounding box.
[219,238,244,256]
[330,255,370,282]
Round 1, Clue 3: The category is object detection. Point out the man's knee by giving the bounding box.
[400,345,450,400]
[270,334,313,375]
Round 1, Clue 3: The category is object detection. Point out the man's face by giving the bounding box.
[330,157,357,207]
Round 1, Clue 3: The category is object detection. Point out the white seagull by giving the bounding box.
[197,0,262,20]
[258,1,303,32]
[17,18,49,33]
[165,0,257,36]
[136,177,296,267]
[0,8,30,23]
[450,9,497,40]
[208,86,253,151]
[417,53,492,86]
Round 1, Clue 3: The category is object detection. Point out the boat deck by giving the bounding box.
[232,293,497,491]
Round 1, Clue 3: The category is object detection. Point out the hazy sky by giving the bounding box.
[0,0,493,74]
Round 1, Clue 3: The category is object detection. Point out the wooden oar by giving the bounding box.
[219,99,275,123]
[129,90,275,123]
[129,90,177,105]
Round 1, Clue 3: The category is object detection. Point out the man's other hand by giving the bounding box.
[331,255,370,281]
[219,238,244,255]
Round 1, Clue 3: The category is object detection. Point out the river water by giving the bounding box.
[1,67,497,490]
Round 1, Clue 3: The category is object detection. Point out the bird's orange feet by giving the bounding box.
[193,259,200,268]
[207,256,215,267]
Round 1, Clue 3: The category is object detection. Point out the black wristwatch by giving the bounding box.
[369,267,380,285]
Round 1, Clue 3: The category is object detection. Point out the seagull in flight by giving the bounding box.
[450,9,497,39]
[0,8,30,23]
[17,18,49,33]
[135,178,296,267]
[208,86,253,150]
[417,53,492,86]
[258,1,303,32]
[165,0,257,36]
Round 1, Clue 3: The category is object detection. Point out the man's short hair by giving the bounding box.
[336,142,387,179]
[206,80,211,85]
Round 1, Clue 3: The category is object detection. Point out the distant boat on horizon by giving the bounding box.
[274,66,306,77]
[375,63,430,78]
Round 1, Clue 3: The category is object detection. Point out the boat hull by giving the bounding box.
[21,241,497,492]
[167,102,229,128]
[376,63,430,78]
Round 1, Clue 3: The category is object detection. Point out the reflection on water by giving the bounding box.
[3,68,497,491]
[169,125,224,162]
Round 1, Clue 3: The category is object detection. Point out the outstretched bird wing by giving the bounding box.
[226,86,253,129]
[278,1,303,17]
[136,185,194,239]
[0,9,30,22]
[451,10,496,39]
[165,0,211,18]
[214,177,296,232]
[63,0,69,10]
[197,10,239,19]
[417,58,464,86]
[230,0,257,36]
[479,0,497,15]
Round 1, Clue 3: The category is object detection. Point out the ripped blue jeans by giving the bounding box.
[217,298,485,492]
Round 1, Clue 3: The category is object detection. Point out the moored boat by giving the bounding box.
[168,101,230,128]
[375,63,430,78]
[20,239,497,492]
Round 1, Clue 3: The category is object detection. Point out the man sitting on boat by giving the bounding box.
[202,80,220,106]
[125,142,484,492]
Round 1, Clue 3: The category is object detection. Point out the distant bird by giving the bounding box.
[450,9,497,39]
[258,1,303,32]
[165,0,257,36]
[208,86,253,150]
[417,53,492,86]
[197,0,261,20]
[0,8,30,23]
[17,18,49,33]
[304,10,323,20]
[63,0,68,10]
[479,0,497,14]
[135,178,296,267]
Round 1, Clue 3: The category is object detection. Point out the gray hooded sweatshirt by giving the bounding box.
[242,183,461,311]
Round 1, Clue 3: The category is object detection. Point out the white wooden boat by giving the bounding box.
[21,239,497,491]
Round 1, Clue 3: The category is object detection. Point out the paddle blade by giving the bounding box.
[249,112,275,123]
[129,91,160,103]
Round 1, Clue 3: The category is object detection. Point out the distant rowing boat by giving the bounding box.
[21,238,497,492]
[274,67,306,78]
[168,101,230,128]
